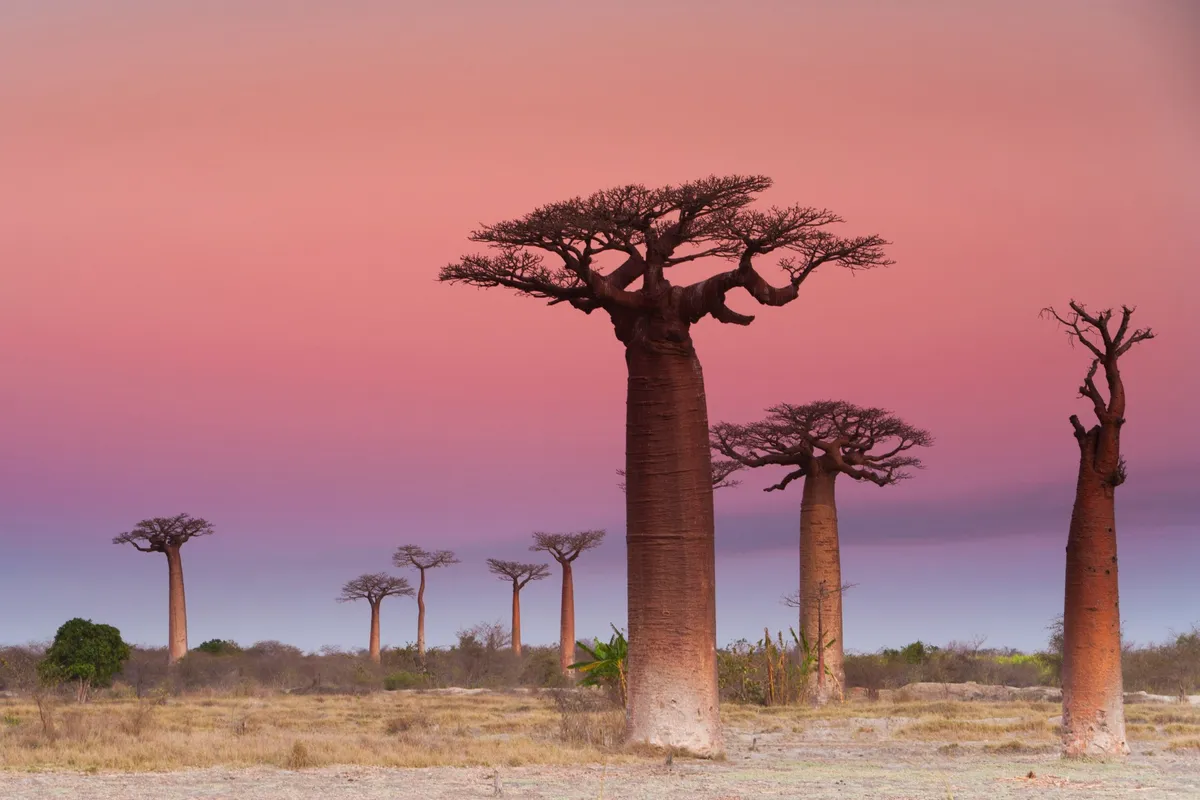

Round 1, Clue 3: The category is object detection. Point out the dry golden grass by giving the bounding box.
[0,691,635,772]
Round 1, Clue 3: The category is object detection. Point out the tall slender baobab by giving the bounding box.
[112,513,215,665]
[392,545,460,663]
[440,175,891,754]
[1043,301,1154,758]
[486,559,550,656]
[529,530,606,675]
[712,401,931,704]
[337,573,414,664]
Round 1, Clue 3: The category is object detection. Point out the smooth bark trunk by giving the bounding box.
[165,546,188,665]
[624,343,721,756]
[368,601,382,664]
[560,561,575,676]
[799,468,844,704]
[511,584,522,657]
[416,568,427,664]
[1062,427,1128,757]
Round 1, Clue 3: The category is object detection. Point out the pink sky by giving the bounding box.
[1,1,1197,651]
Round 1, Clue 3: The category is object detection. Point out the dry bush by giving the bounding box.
[1123,628,1200,696]
[551,689,625,749]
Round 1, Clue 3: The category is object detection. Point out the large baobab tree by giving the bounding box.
[529,530,606,675]
[486,559,550,656]
[337,573,415,664]
[1043,301,1154,758]
[615,459,742,492]
[712,401,931,704]
[392,545,460,663]
[112,513,215,665]
[439,175,891,754]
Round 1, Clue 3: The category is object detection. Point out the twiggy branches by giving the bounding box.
[529,530,606,563]
[712,401,932,488]
[337,573,414,605]
[112,514,215,553]
[486,559,552,589]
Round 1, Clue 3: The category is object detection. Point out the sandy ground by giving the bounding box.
[3,724,1196,799]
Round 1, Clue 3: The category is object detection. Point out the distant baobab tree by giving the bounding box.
[1043,301,1155,758]
[112,513,215,665]
[615,459,742,492]
[529,530,606,675]
[486,559,551,656]
[438,174,891,753]
[392,545,460,663]
[336,573,414,664]
[712,401,931,704]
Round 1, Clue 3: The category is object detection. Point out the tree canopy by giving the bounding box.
[392,545,460,571]
[439,175,891,346]
[486,559,551,589]
[529,530,606,563]
[712,401,932,491]
[112,513,215,552]
[337,573,415,605]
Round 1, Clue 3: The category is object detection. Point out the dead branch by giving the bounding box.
[112,514,215,553]
[337,573,414,605]
[393,545,461,571]
[486,559,552,590]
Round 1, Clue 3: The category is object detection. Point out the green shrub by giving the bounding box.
[383,671,428,690]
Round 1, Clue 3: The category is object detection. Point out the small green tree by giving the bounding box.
[194,639,242,656]
[38,618,131,703]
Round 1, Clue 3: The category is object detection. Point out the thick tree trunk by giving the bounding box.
[798,468,845,705]
[416,568,427,664]
[1062,428,1129,757]
[624,342,721,756]
[560,560,575,676]
[368,601,382,664]
[511,584,522,657]
[165,546,188,665]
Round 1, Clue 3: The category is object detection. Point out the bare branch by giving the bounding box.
[783,582,858,608]
[112,513,215,553]
[337,573,414,605]
[529,530,606,563]
[393,545,460,572]
[486,559,552,590]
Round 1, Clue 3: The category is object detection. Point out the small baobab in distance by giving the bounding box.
[485,559,551,656]
[336,573,415,664]
[529,530,606,675]
[439,175,891,754]
[112,513,215,665]
[712,401,931,704]
[1043,300,1155,758]
[392,545,460,663]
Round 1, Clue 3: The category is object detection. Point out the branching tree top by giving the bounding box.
[438,175,892,346]
[392,545,460,571]
[337,573,415,605]
[712,401,933,492]
[486,559,552,589]
[529,530,606,563]
[112,513,215,552]
[616,460,741,493]
[1041,301,1155,434]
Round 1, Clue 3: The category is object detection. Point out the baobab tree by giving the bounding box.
[486,559,550,656]
[392,545,460,663]
[112,513,215,665]
[1043,301,1154,758]
[336,573,414,664]
[529,530,606,675]
[712,401,931,704]
[439,175,891,754]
